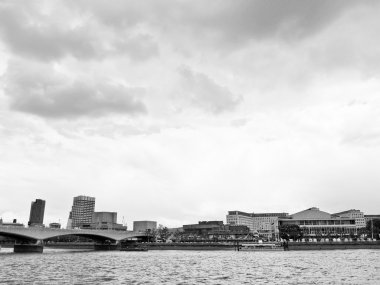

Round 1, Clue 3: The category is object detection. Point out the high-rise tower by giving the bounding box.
[28,199,46,226]
[69,195,95,228]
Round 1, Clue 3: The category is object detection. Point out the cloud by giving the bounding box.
[0,0,369,63]
[4,60,147,118]
[0,1,159,61]
[74,0,362,49]
[177,66,242,113]
[192,0,360,42]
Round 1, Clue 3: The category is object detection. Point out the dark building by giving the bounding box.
[28,199,45,226]
[182,221,250,239]
[183,221,224,235]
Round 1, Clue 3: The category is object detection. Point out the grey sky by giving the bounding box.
[0,0,379,228]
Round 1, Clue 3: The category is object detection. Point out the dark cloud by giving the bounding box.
[178,66,241,113]
[77,0,362,45]
[0,2,158,61]
[0,0,367,62]
[192,0,360,42]
[4,60,147,118]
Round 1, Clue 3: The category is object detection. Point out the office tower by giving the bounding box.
[69,195,95,228]
[28,199,46,226]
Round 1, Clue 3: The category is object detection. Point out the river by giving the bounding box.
[0,248,379,284]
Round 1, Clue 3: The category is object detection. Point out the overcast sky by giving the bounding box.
[1,0,380,228]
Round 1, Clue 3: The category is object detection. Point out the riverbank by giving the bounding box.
[145,243,236,251]
[287,241,380,250]
[2,241,380,251]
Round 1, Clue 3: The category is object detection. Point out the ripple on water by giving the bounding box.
[0,249,379,284]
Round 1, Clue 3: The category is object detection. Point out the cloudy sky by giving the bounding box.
[1,0,380,228]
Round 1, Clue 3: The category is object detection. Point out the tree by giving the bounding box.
[279,224,303,241]
[145,228,157,242]
[173,229,183,242]
[157,224,170,241]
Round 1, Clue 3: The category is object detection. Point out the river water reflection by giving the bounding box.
[0,248,379,284]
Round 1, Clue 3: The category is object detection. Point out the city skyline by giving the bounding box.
[0,195,378,230]
[1,1,380,227]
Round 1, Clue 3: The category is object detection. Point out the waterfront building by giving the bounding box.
[183,221,224,236]
[279,207,357,238]
[28,199,45,226]
[226,211,254,230]
[133,221,157,232]
[69,195,95,229]
[226,211,288,239]
[333,209,366,228]
[90,212,127,231]
[182,221,250,239]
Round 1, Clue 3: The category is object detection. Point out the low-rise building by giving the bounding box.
[133,221,157,232]
[0,218,24,227]
[279,207,357,238]
[226,210,288,239]
[183,221,224,236]
[333,209,366,228]
[182,221,250,239]
[89,212,126,231]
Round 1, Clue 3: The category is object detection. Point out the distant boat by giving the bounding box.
[239,243,284,251]
[120,247,148,252]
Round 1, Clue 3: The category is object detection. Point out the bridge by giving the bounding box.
[0,226,147,252]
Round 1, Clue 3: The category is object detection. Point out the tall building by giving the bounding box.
[69,195,95,229]
[28,199,45,226]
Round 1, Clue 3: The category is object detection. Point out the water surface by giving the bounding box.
[1,248,379,284]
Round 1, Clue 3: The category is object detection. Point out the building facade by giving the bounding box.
[364,215,380,224]
[182,221,250,239]
[226,211,288,239]
[90,212,126,231]
[69,195,95,229]
[0,218,24,227]
[183,221,224,236]
[133,221,157,232]
[333,209,366,228]
[279,207,357,238]
[28,199,45,226]
[226,211,254,230]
